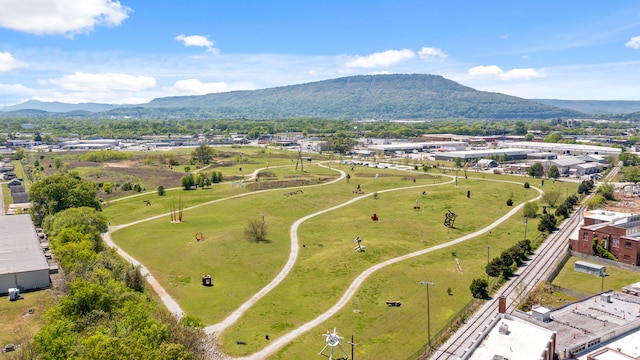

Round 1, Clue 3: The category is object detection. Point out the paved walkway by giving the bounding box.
[103,165,542,359]
[104,163,347,319]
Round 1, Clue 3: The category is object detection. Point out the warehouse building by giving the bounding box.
[433,148,535,162]
[0,214,50,294]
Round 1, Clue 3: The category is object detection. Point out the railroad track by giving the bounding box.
[430,164,620,360]
[429,207,583,359]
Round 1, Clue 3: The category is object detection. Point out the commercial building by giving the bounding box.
[433,148,535,162]
[0,214,50,294]
[462,291,640,360]
[570,210,640,266]
[498,141,622,157]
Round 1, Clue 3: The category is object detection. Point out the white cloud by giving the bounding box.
[468,65,504,76]
[625,36,640,49]
[418,47,447,61]
[0,51,27,72]
[171,79,229,95]
[0,0,130,36]
[345,49,415,68]
[175,34,219,54]
[500,68,545,80]
[46,72,156,91]
[468,65,544,80]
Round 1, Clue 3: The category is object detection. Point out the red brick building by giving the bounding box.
[570,210,640,266]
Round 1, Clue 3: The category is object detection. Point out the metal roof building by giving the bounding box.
[0,214,50,294]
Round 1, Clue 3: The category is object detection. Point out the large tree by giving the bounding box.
[191,144,215,165]
[542,190,562,208]
[327,131,357,154]
[547,165,560,179]
[625,166,640,184]
[528,163,544,178]
[29,174,101,225]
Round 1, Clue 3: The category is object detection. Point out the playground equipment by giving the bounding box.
[319,328,349,360]
[195,232,209,242]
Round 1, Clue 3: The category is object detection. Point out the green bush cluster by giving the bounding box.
[485,240,532,279]
[80,150,132,162]
[30,209,206,358]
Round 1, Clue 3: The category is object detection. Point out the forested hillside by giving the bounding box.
[1,74,584,120]
[142,74,582,120]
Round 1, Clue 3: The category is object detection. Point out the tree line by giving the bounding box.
[26,174,209,359]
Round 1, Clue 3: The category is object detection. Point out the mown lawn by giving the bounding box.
[106,152,580,359]
[552,256,640,294]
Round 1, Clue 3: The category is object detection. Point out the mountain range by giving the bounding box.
[2,74,639,120]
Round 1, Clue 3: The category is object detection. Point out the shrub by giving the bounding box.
[157,186,165,196]
[506,198,513,206]
[538,213,557,232]
[470,278,488,299]
[524,182,530,189]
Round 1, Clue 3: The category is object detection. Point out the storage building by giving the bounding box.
[0,214,50,294]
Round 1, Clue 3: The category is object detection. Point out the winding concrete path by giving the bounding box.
[234,179,543,360]
[104,163,346,319]
[103,164,543,359]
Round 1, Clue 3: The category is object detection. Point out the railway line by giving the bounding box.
[430,163,621,360]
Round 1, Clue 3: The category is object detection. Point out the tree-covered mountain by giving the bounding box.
[1,74,585,120]
[533,99,640,115]
[141,74,583,120]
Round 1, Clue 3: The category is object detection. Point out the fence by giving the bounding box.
[548,284,591,300]
[405,298,478,360]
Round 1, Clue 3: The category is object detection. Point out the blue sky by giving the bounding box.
[1,0,640,106]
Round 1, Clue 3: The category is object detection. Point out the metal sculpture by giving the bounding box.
[443,210,457,228]
[353,236,365,252]
[319,328,349,360]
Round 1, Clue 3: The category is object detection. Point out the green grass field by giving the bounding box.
[552,256,640,294]
[105,150,580,359]
[0,290,57,351]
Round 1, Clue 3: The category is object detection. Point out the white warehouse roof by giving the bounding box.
[0,214,49,275]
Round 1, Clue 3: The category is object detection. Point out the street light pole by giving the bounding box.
[486,246,491,282]
[523,217,528,241]
[420,281,435,348]
[601,272,605,292]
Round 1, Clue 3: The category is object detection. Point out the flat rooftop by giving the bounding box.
[0,214,49,274]
[468,314,554,360]
[577,328,640,360]
[517,291,640,356]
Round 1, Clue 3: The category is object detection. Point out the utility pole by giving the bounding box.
[486,246,491,282]
[420,281,435,348]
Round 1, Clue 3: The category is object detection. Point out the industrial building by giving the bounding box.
[570,210,640,266]
[0,214,50,294]
[498,141,622,157]
[433,148,535,162]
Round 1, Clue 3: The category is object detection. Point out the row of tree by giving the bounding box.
[181,171,224,190]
